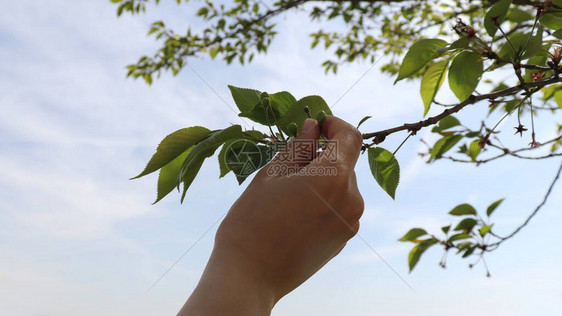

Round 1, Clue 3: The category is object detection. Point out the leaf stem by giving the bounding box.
[393,133,412,156]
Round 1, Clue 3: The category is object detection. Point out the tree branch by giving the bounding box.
[362,76,562,143]
[440,135,562,164]
[488,158,562,248]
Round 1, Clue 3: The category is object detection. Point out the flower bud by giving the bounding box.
[316,110,326,125]
[287,122,298,137]
[261,97,270,108]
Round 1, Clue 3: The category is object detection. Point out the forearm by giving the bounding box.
[178,246,276,316]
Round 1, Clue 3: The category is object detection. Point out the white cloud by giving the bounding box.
[0,155,151,238]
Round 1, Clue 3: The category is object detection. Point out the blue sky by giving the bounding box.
[0,1,561,315]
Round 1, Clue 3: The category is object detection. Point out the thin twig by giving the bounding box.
[489,159,562,247]
[362,76,562,143]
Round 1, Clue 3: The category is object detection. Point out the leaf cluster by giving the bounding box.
[399,199,505,273]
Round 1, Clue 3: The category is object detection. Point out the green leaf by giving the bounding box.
[177,158,205,204]
[447,233,471,243]
[457,241,477,258]
[498,30,544,61]
[468,140,481,161]
[479,224,493,237]
[429,134,464,161]
[448,36,471,50]
[507,8,534,23]
[431,115,460,133]
[399,228,428,242]
[541,84,562,100]
[155,147,193,204]
[276,95,332,135]
[218,140,234,178]
[237,91,297,126]
[228,85,262,113]
[456,241,473,252]
[408,238,438,272]
[270,91,297,116]
[484,0,512,37]
[540,12,562,30]
[368,147,400,199]
[441,225,451,234]
[525,26,544,59]
[449,203,477,216]
[394,39,448,83]
[420,60,449,116]
[448,52,483,102]
[454,218,478,232]
[209,47,218,59]
[132,126,211,179]
[357,115,372,129]
[486,198,504,216]
[553,29,562,39]
[461,245,476,258]
[555,91,562,108]
[178,125,243,202]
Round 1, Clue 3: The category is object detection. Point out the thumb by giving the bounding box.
[267,119,320,170]
[297,118,320,141]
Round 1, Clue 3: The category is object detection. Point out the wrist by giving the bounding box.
[179,244,276,315]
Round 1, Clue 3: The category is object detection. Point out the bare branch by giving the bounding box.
[488,159,562,247]
[362,76,562,143]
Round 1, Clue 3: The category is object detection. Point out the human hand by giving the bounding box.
[179,116,364,315]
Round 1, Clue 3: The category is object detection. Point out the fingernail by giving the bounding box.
[301,118,316,135]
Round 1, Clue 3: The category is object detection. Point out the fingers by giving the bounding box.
[257,119,320,178]
[316,115,362,168]
[287,118,321,167]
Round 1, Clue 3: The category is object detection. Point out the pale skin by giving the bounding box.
[178,116,365,315]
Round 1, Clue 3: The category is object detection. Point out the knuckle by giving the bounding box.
[347,128,363,150]
[343,221,360,240]
[344,194,364,223]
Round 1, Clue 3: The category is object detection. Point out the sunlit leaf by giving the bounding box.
[431,115,460,133]
[468,140,481,161]
[368,147,400,199]
[408,238,437,272]
[486,198,504,216]
[448,52,483,102]
[132,126,211,179]
[429,134,464,161]
[155,147,192,203]
[395,39,448,83]
[357,115,372,129]
[228,85,262,113]
[479,224,493,237]
[447,233,472,243]
[454,218,478,232]
[420,60,449,116]
[178,125,243,202]
[449,203,477,216]
[399,228,428,242]
[540,12,562,30]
